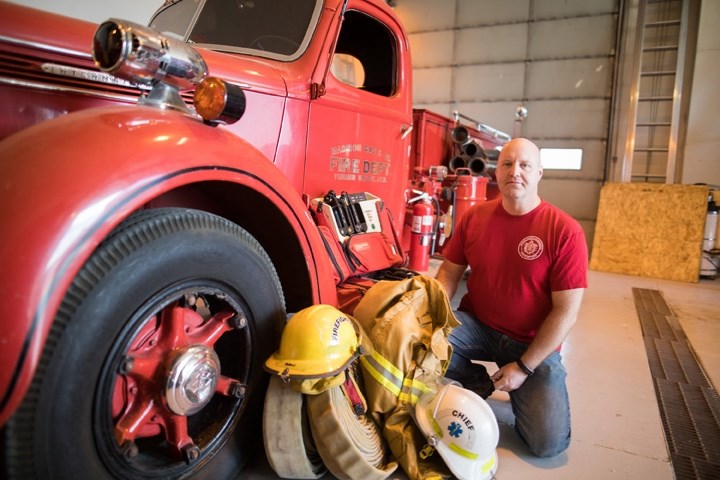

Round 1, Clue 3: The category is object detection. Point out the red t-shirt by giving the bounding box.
[443,198,588,344]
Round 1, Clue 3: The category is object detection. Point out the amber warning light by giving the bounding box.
[194,77,246,125]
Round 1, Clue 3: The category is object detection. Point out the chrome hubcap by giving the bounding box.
[165,345,220,415]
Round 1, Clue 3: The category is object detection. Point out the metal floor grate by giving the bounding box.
[633,288,720,479]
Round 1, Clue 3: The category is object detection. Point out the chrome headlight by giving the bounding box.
[93,19,207,90]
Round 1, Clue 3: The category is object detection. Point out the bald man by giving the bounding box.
[435,138,588,458]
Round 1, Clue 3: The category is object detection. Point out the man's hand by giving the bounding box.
[491,362,529,392]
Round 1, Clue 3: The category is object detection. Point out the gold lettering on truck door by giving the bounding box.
[328,144,391,184]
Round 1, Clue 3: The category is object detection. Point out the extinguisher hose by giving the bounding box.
[430,196,441,256]
[451,186,457,236]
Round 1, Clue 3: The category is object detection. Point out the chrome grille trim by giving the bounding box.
[0,76,139,103]
[40,63,142,89]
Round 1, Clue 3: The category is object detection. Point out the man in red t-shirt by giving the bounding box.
[436,137,588,458]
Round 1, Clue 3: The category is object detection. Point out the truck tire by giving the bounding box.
[3,208,286,480]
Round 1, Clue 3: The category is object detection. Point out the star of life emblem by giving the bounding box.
[448,421,463,438]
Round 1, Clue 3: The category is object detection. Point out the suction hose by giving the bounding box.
[448,155,468,173]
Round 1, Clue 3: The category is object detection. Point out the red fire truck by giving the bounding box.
[0,1,508,478]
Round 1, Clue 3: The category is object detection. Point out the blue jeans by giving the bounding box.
[445,310,571,458]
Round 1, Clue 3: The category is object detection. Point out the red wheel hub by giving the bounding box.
[111,301,241,456]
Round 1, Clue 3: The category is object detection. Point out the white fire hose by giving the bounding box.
[306,364,398,480]
[263,375,326,478]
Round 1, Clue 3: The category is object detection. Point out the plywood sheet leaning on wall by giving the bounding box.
[590,183,709,283]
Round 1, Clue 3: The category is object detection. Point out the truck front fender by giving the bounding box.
[0,105,336,426]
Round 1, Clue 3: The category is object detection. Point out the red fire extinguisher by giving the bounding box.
[409,198,434,272]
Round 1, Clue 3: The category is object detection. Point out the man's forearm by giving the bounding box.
[520,288,584,370]
[434,260,466,301]
[435,272,458,300]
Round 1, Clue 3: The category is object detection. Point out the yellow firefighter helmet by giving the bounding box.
[265,304,364,379]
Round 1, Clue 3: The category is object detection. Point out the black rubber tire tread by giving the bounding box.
[3,207,285,480]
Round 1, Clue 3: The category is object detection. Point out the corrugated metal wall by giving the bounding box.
[394,0,621,249]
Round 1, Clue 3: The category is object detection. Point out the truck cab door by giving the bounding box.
[305,3,412,234]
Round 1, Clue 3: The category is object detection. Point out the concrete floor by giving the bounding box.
[243,261,720,479]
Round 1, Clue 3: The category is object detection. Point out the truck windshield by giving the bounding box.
[149,0,322,61]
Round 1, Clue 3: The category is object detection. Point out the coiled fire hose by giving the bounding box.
[306,363,398,480]
[263,375,326,479]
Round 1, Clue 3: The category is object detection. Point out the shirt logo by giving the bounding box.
[518,236,543,260]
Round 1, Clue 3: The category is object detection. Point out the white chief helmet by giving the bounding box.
[415,383,499,480]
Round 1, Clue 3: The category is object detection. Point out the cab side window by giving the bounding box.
[331,10,396,97]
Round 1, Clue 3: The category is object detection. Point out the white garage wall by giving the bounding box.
[394,0,619,249]
[683,0,720,186]
[7,0,163,24]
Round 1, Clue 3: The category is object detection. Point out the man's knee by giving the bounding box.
[516,425,570,458]
[529,437,570,458]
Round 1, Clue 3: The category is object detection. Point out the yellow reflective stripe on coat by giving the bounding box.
[360,351,403,396]
[398,376,433,404]
[360,350,432,404]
